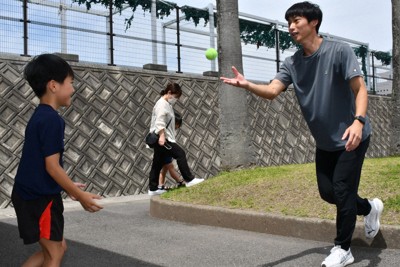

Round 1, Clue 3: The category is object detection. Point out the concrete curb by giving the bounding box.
[0,195,151,219]
[150,196,400,249]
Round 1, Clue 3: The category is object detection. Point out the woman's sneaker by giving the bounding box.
[321,246,354,267]
[148,189,167,196]
[185,178,204,187]
[364,198,384,239]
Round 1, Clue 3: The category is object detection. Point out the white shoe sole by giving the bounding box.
[366,198,384,239]
[148,190,166,196]
[186,178,204,187]
[321,255,354,267]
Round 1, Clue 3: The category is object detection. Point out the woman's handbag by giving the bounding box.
[145,118,172,148]
[145,131,159,148]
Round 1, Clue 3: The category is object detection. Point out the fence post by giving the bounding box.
[371,51,376,95]
[208,3,216,72]
[274,23,280,73]
[162,24,167,65]
[175,6,182,73]
[151,0,158,64]
[365,48,371,90]
[21,0,29,57]
[60,0,67,53]
[107,0,115,66]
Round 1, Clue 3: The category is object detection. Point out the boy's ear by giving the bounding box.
[47,80,57,94]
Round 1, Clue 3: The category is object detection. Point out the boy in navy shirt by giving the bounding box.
[12,54,103,266]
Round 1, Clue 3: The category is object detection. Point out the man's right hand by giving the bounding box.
[220,66,249,89]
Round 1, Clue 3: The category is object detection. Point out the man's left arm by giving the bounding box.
[342,76,368,151]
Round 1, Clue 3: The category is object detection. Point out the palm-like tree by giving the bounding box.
[216,0,254,169]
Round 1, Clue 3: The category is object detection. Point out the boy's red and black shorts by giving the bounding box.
[11,190,64,244]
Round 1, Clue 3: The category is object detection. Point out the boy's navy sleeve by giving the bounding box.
[39,114,65,158]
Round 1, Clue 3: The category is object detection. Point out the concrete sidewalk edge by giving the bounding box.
[150,196,400,249]
[0,194,151,219]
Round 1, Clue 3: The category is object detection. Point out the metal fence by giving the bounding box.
[0,0,393,95]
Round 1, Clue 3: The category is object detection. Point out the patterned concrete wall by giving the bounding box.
[248,91,316,166]
[248,91,393,166]
[0,55,221,208]
[0,54,393,208]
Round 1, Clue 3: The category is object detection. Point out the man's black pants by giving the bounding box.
[316,136,371,251]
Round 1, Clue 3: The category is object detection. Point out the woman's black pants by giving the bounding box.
[149,142,194,191]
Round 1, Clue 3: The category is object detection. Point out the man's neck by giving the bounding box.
[301,35,323,56]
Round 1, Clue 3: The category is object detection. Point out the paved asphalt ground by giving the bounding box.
[1,195,399,267]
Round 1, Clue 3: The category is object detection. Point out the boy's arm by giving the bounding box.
[45,153,103,212]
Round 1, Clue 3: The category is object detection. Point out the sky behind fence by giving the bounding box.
[0,0,392,95]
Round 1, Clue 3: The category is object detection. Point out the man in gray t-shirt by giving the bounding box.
[275,38,372,151]
[221,2,382,267]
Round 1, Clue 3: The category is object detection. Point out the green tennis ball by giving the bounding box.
[205,48,218,60]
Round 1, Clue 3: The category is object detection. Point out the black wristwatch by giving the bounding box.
[354,115,366,125]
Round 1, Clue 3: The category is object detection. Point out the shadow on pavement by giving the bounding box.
[259,241,385,267]
[0,221,161,267]
[258,246,329,267]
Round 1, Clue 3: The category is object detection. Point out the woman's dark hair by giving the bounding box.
[24,53,74,98]
[285,1,323,33]
[160,82,182,98]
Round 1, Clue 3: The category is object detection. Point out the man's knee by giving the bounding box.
[318,186,335,204]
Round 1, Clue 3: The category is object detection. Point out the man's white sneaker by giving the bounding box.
[364,198,384,239]
[185,178,205,187]
[321,246,354,267]
[148,189,167,196]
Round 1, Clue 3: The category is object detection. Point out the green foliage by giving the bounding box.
[74,1,391,61]
[73,0,176,29]
[279,30,299,51]
[181,6,209,27]
[374,51,392,66]
[240,20,275,47]
[239,20,298,52]
[354,46,392,91]
[354,45,369,83]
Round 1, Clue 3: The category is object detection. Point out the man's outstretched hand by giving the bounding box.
[220,66,249,89]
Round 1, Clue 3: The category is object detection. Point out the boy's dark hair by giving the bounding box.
[24,54,74,98]
[285,1,323,33]
[160,82,182,98]
[174,111,182,127]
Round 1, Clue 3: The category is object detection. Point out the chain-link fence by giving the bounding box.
[0,0,392,95]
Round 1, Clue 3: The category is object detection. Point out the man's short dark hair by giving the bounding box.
[24,54,74,98]
[285,1,323,33]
